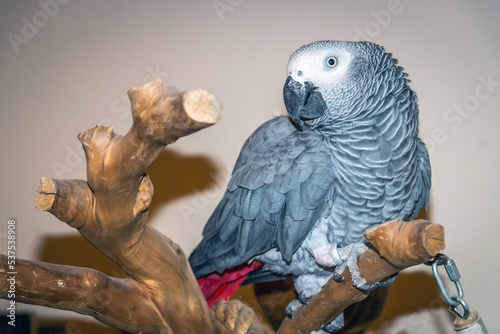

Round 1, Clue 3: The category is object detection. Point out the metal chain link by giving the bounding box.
[426,253,470,319]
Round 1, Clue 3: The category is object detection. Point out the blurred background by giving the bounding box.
[1,1,499,333]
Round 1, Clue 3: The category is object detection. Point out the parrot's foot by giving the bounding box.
[309,244,345,268]
[286,286,322,318]
[332,270,345,283]
[288,274,330,318]
[298,290,311,304]
[332,243,367,286]
[297,285,323,304]
[334,243,397,291]
[285,299,302,318]
[311,312,345,334]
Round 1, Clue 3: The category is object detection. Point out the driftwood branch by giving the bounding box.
[0,79,269,334]
[0,78,445,334]
[0,257,154,330]
[277,219,445,333]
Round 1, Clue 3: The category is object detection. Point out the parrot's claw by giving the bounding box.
[286,288,315,318]
[332,270,345,283]
[337,243,371,289]
[310,313,345,334]
[333,260,348,283]
[336,242,397,291]
[298,290,312,304]
[285,299,303,318]
[321,312,345,333]
[309,243,345,268]
[352,272,398,291]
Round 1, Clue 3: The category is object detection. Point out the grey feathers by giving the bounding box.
[190,116,335,275]
[189,40,431,288]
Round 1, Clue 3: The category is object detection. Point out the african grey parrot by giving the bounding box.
[189,40,431,332]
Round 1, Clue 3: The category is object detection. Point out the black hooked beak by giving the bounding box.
[283,76,327,131]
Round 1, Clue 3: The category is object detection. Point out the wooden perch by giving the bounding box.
[277,219,445,333]
[0,78,445,334]
[1,79,262,334]
[21,79,271,333]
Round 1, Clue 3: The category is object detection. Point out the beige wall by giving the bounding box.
[1,0,499,332]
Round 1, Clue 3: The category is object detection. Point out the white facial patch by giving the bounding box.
[287,48,353,89]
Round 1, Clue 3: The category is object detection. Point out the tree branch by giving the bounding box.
[0,256,162,332]
[277,219,445,334]
[2,79,224,333]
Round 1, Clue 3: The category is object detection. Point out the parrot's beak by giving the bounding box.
[283,76,327,131]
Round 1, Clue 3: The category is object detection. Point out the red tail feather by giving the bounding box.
[197,261,263,307]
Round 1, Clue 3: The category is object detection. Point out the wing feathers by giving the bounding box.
[189,116,335,276]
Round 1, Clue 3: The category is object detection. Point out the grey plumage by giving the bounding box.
[192,116,334,275]
[189,40,431,331]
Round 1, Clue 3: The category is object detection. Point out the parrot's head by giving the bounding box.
[284,40,404,130]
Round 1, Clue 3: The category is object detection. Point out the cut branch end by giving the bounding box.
[35,176,58,211]
[364,219,445,268]
[183,89,222,125]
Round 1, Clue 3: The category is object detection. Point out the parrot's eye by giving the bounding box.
[326,57,338,68]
